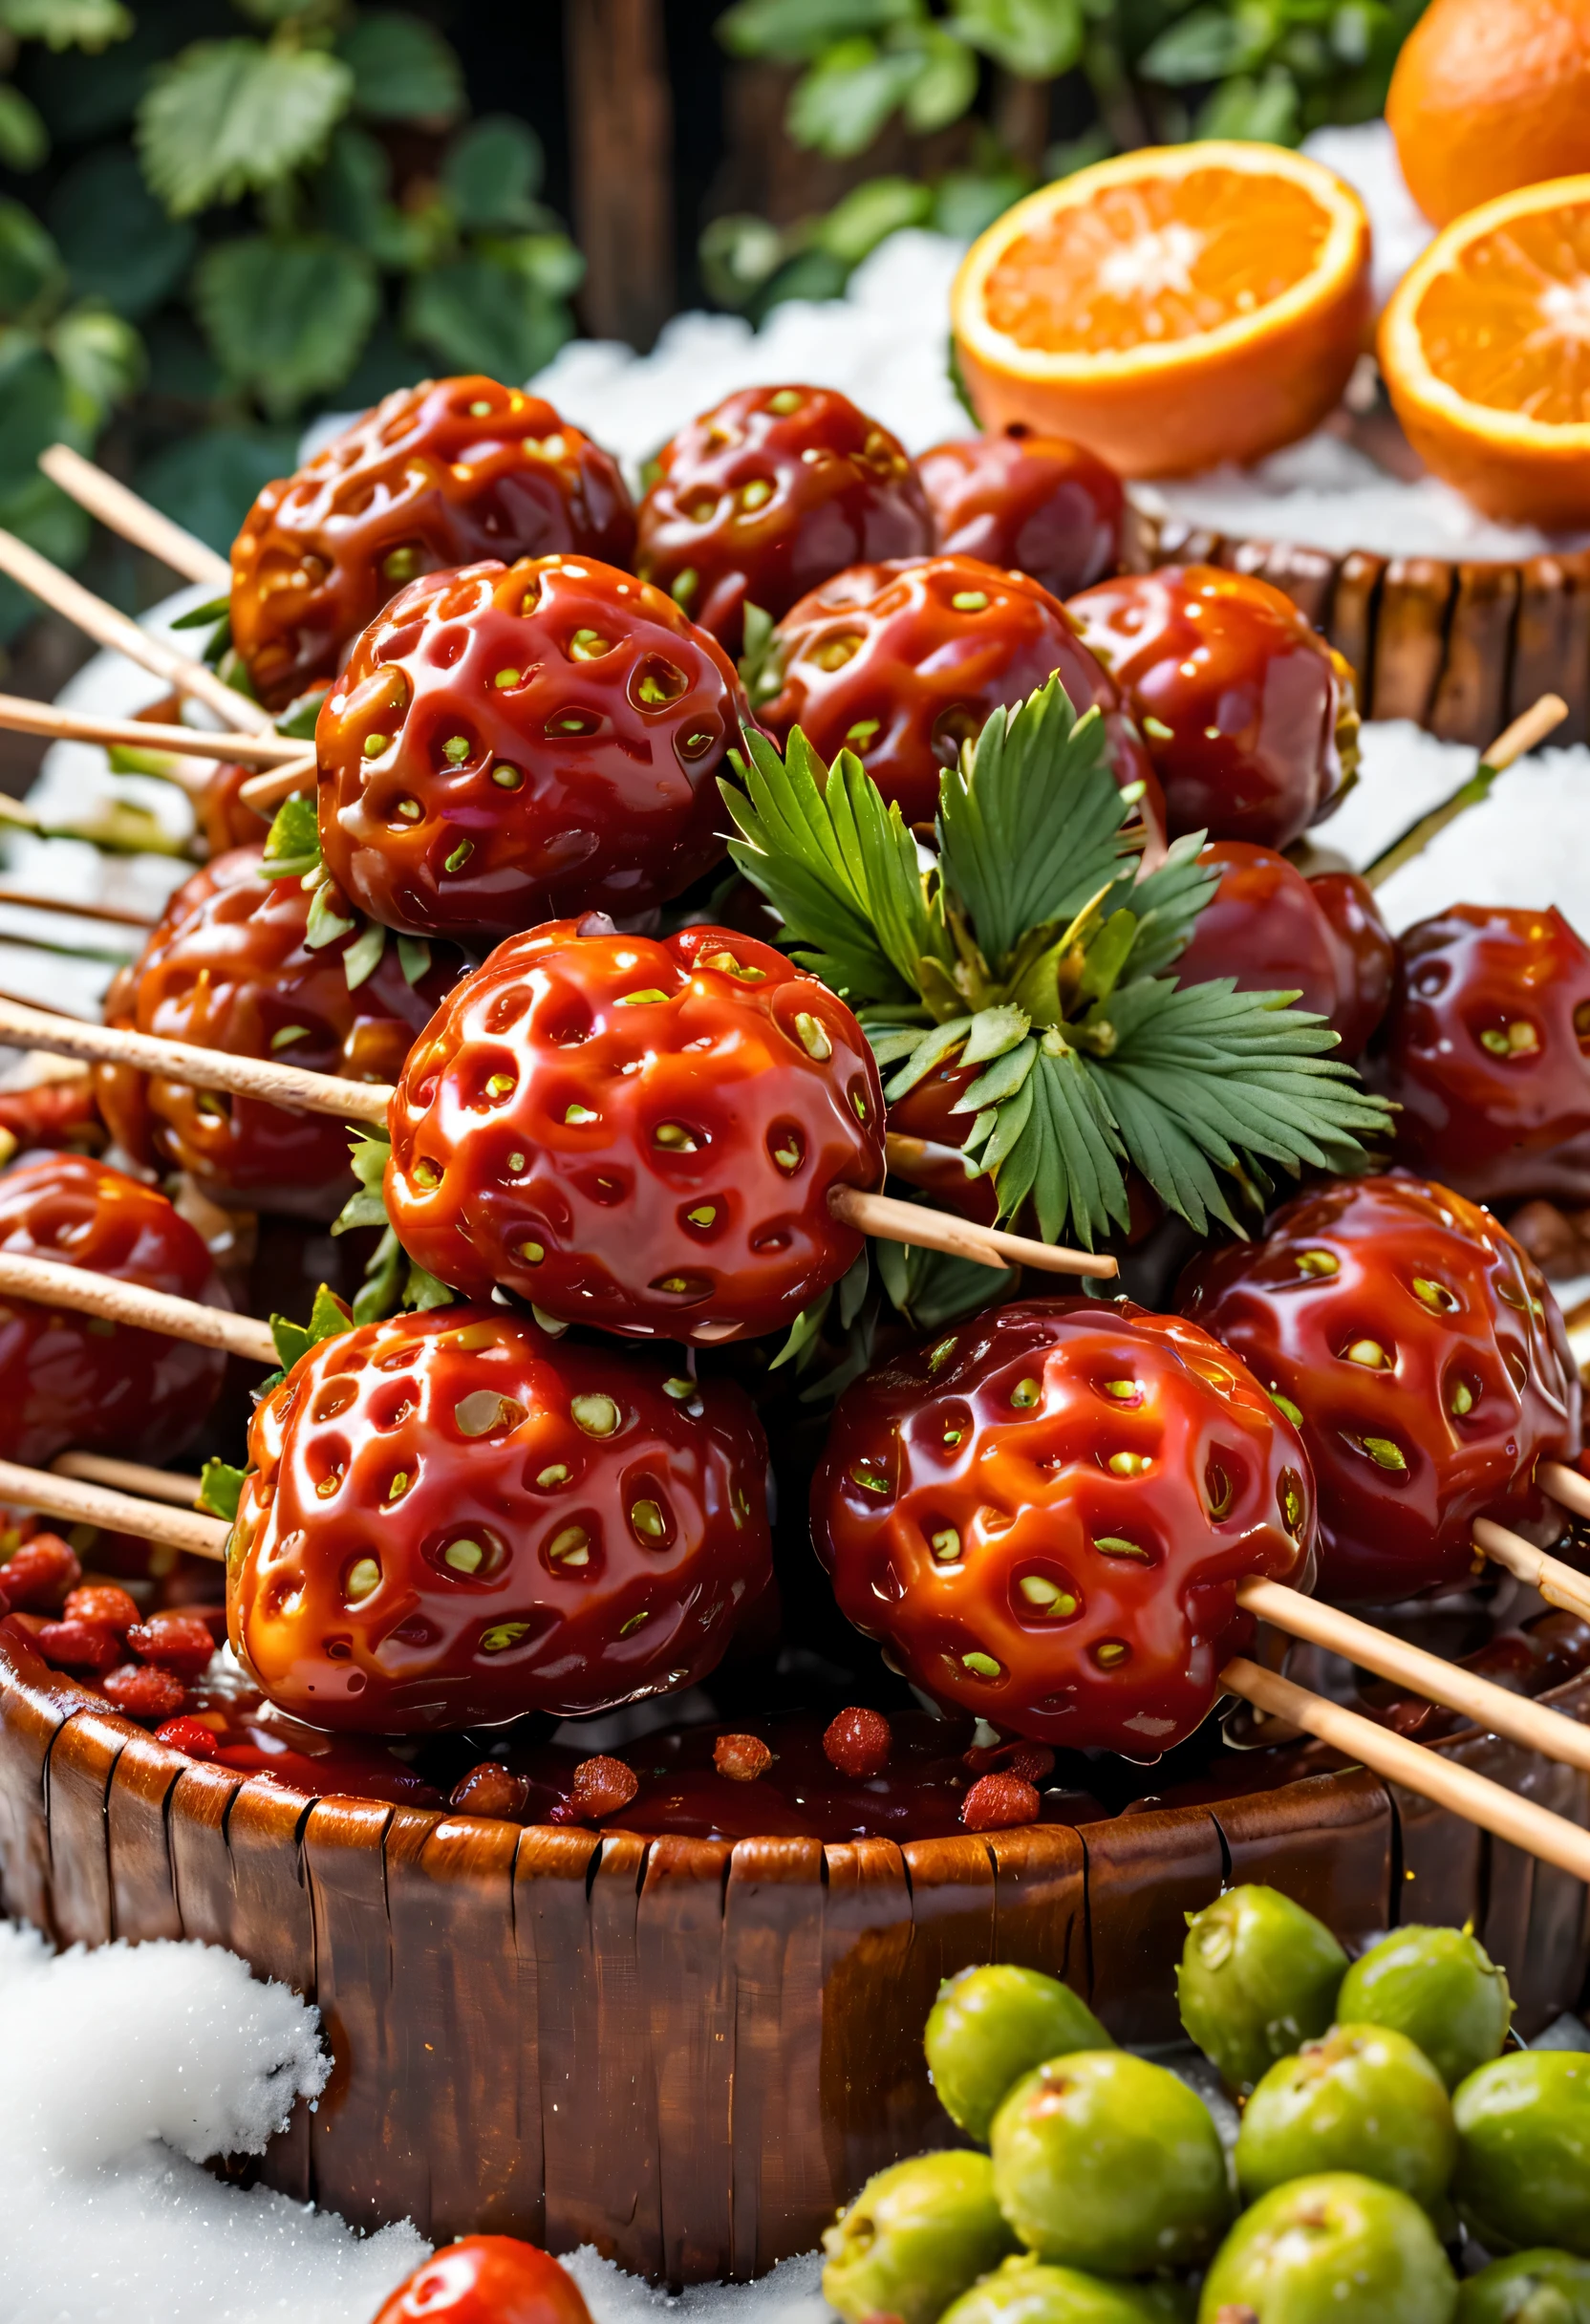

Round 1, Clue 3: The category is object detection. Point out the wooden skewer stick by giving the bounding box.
[51,1452,206,1508]
[1540,1459,1590,1522]
[1473,1515,1590,1623]
[38,445,231,592]
[1238,1576,1590,1775]
[0,885,157,932]
[0,528,272,737]
[0,691,306,770]
[0,1252,276,1364]
[1222,1655,1590,1883]
[829,1183,1117,1279]
[239,757,315,814]
[0,1455,226,1560]
[1365,693,1569,890]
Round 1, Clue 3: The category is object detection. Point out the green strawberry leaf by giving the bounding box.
[139,42,353,218]
[261,790,319,880]
[269,1281,352,1370]
[197,1455,246,1521]
[1128,831,1222,979]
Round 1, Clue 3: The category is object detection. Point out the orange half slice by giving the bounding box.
[952,142,1372,479]
[1380,174,1590,527]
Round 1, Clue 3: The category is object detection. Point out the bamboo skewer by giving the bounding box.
[0,692,307,770]
[0,528,272,737]
[1221,1656,1590,1883]
[828,1184,1117,1278]
[1239,1576,1590,1775]
[1365,694,1570,890]
[1540,1459,1590,1522]
[51,1452,205,1507]
[0,885,157,931]
[0,1454,227,1560]
[239,757,315,813]
[38,445,231,592]
[1473,1515,1590,1623]
[0,1252,276,1364]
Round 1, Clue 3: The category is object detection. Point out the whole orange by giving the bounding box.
[1387,0,1590,227]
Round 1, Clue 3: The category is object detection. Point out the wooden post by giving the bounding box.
[566,0,677,351]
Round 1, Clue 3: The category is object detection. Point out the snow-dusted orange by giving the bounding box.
[951,143,1371,479]
[1387,0,1590,229]
[1379,177,1590,528]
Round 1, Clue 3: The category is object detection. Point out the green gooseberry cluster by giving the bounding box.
[820,1886,1590,2324]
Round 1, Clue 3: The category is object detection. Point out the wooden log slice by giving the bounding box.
[2,1622,1587,2283]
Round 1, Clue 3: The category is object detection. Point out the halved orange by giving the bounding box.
[951,142,1372,480]
[1380,175,1590,527]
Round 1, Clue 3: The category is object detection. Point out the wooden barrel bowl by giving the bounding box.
[1126,505,1590,753]
[3,1623,1588,2284]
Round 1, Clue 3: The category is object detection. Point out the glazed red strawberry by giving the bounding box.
[813,1299,1311,1754]
[97,845,465,1220]
[760,554,1161,831]
[228,1305,774,1732]
[316,555,748,942]
[1172,842,1394,1059]
[1067,565,1359,849]
[1368,905,1590,1203]
[369,2236,595,2324]
[0,1155,227,1469]
[917,430,1123,598]
[1179,1173,1579,1603]
[231,377,635,708]
[634,384,933,655]
[385,919,886,1342]
[0,1072,102,1158]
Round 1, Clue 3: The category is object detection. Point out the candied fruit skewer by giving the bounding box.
[0,1453,226,1560]
[1472,1516,1590,1624]
[0,991,1119,1290]
[1364,693,1569,889]
[38,443,230,592]
[0,693,308,770]
[51,1451,205,1506]
[0,1249,276,1364]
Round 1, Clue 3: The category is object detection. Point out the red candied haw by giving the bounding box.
[63,1584,140,1636]
[228,1304,774,1732]
[713,1732,773,1781]
[231,378,635,709]
[1179,1173,1580,1603]
[960,1773,1041,1830]
[1172,842,1394,1060]
[635,384,933,656]
[127,1612,218,1684]
[384,918,886,1343]
[570,1754,639,1818]
[1368,905,1590,1205]
[450,1761,531,1818]
[761,554,1162,833]
[813,1300,1312,1754]
[1066,565,1360,850]
[153,1714,219,1762]
[97,845,465,1221]
[964,1738,1056,1784]
[0,1157,227,1469]
[316,554,747,943]
[917,430,1123,599]
[822,1704,892,1777]
[370,2236,596,2324]
[0,1534,80,1611]
[34,1617,121,1672]
[102,1664,187,1721]
[0,1072,103,1157]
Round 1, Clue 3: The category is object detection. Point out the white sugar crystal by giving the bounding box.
[1300,118,1434,311]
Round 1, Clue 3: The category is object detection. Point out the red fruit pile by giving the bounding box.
[917,429,1123,599]
[0,1154,228,1467]
[231,377,635,708]
[635,384,933,654]
[384,918,886,1342]
[369,2234,595,2324]
[1067,564,1359,850]
[813,1298,1312,1755]
[1369,904,1590,1204]
[316,555,747,941]
[0,1547,219,1725]
[97,845,465,1219]
[1173,840,1394,1059]
[228,1304,774,1732]
[761,552,1160,830]
[1179,1173,1579,1603]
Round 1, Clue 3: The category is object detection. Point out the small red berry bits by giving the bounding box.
[813,1301,1312,1754]
[960,1772,1041,1830]
[1369,904,1590,1205]
[316,555,747,944]
[713,1732,773,1782]
[0,1155,228,1469]
[450,1761,531,1818]
[761,553,1159,831]
[62,1584,139,1637]
[34,1618,121,1672]
[0,1535,79,1611]
[97,846,464,1221]
[153,1715,219,1762]
[1180,1173,1580,1603]
[635,384,933,655]
[228,1305,774,1732]
[1172,842,1394,1061]
[370,2234,596,2324]
[918,431,1124,599]
[385,919,886,1341]
[231,378,635,708]
[822,1704,892,1777]
[569,1754,639,1819]
[126,1612,218,1684]
[1067,564,1359,850]
[102,1664,187,1722]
